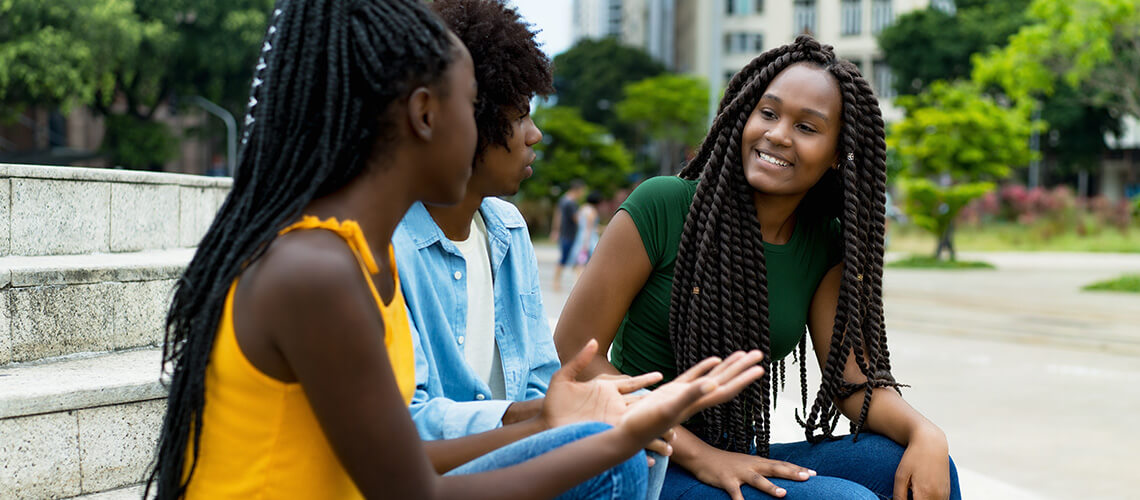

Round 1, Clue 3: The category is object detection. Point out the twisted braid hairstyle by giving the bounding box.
[431,0,553,158]
[146,1,456,497]
[669,35,902,457]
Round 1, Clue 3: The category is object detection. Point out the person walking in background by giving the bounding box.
[551,179,586,289]
[572,191,602,276]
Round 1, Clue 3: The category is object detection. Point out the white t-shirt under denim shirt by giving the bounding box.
[451,212,506,400]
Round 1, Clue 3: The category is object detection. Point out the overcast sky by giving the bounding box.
[509,0,574,57]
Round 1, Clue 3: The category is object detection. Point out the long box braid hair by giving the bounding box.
[146,1,456,498]
[669,35,903,457]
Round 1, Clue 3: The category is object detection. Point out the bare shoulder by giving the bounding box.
[237,229,368,324]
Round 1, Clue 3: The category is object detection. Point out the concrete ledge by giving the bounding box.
[1,164,230,257]
[0,349,166,498]
[0,249,193,288]
[0,250,189,365]
[0,348,165,420]
[0,163,232,189]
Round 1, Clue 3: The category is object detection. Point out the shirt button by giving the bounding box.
[453,271,462,280]
[457,336,465,345]
[475,393,486,401]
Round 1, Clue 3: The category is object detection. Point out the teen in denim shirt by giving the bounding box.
[393,2,670,498]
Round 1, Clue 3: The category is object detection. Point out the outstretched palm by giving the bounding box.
[620,350,766,444]
[542,340,662,429]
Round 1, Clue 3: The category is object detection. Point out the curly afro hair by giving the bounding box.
[432,0,554,157]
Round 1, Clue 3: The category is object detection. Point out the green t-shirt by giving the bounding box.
[610,176,843,383]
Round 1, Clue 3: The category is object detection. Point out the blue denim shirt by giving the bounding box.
[394,198,560,440]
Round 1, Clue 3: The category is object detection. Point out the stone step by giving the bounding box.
[0,164,230,257]
[1,249,193,366]
[0,348,166,499]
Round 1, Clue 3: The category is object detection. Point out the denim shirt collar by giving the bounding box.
[401,199,526,275]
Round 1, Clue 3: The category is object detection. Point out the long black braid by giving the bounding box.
[146,1,456,497]
[669,36,902,457]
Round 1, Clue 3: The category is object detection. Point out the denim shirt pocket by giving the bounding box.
[520,291,544,321]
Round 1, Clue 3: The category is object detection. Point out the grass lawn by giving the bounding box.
[1083,274,1140,293]
[888,223,1140,254]
[886,254,996,269]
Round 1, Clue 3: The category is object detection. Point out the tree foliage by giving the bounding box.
[0,0,272,168]
[972,0,1140,119]
[528,106,634,199]
[552,37,665,136]
[877,1,1031,96]
[615,74,708,175]
[889,81,1040,258]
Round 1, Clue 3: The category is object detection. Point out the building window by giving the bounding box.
[724,32,763,54]
[607,0,622,36]
[726,0,753,16]
[794,0,817,35]
[754,0,765,14]
[841,0,862,36]
[873,60,896,99]
[871,0,894,33]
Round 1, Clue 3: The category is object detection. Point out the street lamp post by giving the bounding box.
[187,96,237,177]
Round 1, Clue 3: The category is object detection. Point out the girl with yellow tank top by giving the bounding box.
[147,1,765,499]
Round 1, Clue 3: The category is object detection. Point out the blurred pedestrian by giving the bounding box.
[551,179,586,289]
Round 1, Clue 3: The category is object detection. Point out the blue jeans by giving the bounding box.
[448,421,648,500]
[661,433,960,500]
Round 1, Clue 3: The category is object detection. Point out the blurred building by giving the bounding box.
[574,0,954,122]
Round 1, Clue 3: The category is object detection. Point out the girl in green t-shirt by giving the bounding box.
[555,36,959,500]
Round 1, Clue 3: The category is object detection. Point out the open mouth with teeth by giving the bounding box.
[757,150,793,168]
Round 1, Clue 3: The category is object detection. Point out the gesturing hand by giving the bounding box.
[541,339,664,430]
[618,350,766,446]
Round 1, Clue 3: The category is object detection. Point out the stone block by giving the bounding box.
[10,178,110,256]
[178,187,214,247]
[0,289,10,365]
[213,186,229,218]
[0,349,164,420]
[0,411,82,499]
[111,184,179,252]
[113,279,175,350]
[9,283,115,363]
[1,178,10,257]
[78,399,164,493]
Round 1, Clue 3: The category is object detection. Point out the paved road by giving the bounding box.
[535,244,1140,500]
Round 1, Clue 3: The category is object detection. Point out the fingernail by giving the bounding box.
[809,469,817,476]
[776,488,786,496]
[799,471,809,479]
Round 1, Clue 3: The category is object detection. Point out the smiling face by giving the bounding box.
[741,63,843,199]
[472,104,543,197]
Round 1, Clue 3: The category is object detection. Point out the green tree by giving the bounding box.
[615,74,708,176]
[972,0,1140,119]
[889,81,1040,260]
[878,1,1031,96]
[528,106,634,200]
[552,37,665,141]
[0,0,272,169]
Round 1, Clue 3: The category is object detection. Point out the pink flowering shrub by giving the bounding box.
[956,184,1134,237]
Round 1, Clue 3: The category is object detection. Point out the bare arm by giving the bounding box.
[553,211,652,379]
[807,264,951,500]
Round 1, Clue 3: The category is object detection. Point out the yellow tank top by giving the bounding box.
[183,216,415,499]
